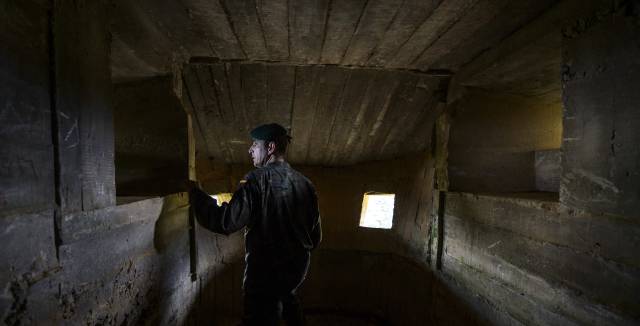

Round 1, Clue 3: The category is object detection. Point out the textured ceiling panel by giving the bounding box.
[110,0,560,91]
[183,63,448,165]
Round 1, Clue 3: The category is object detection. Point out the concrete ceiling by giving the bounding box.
[110,0,572,165]
[183,62,447,165]
[111,0,559,80]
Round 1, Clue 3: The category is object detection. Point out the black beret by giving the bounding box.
[250,123,291,141]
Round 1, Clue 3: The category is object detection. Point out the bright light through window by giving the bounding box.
[359,193,395,229]
[211,193,232,204]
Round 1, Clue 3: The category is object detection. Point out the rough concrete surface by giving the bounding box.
[0,0,54,218]
[114,76,188,196]
[2,0,640,325]
[535,149,561,192]
[54,0,115,213]
[561,2,640,217]
[448,89,562,193]
[440,192,639,325]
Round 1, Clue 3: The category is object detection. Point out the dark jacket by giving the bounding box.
[190,161,322,260]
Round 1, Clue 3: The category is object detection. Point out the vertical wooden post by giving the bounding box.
[179,62,198,282]
[187,111,198,282]
[430,104,451,270]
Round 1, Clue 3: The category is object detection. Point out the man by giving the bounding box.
[187,123,321,325]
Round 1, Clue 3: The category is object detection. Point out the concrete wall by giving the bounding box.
[1,2,240,324]
[0,9,445,320]
[0,0,54,219]
[54,0,116,213]
[448,89,562,193]
[3,1,638,325]
[560,2,640,217]
[114,76,188,196]
[440,192,639,325]
[57,194,245,325]
[388,3,640,326]
[3,191,245,324]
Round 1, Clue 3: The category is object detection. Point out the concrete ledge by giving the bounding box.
[442,191,640,324]
[59,193,190,244]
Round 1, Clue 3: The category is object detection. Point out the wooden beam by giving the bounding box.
[187,113,198,282]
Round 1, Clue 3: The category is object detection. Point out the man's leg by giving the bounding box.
[281,291,305,326]
[280,252,310,326]
[243,289,279,326]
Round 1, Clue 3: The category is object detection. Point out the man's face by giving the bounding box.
[249,139,267,167]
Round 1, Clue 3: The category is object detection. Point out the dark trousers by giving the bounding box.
[242,251,310,326]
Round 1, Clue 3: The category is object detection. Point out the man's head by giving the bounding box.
[248,123,291,167]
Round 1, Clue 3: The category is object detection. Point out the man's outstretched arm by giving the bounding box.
[188,180,254,235]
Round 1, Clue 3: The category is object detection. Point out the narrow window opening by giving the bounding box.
[359,193,395,229]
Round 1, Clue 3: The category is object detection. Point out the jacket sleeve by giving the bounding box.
[310,189,322,250]
[190,179,255,235]
[310,217,322,250]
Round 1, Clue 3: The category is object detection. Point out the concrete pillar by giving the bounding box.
[54,0,115,213]
[560,3,640,217]
[1,1,115,321]
[0,1,55,218]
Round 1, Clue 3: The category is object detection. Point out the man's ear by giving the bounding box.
[267,141,276,155]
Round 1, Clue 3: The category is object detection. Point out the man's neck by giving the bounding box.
[262,154,285,167]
